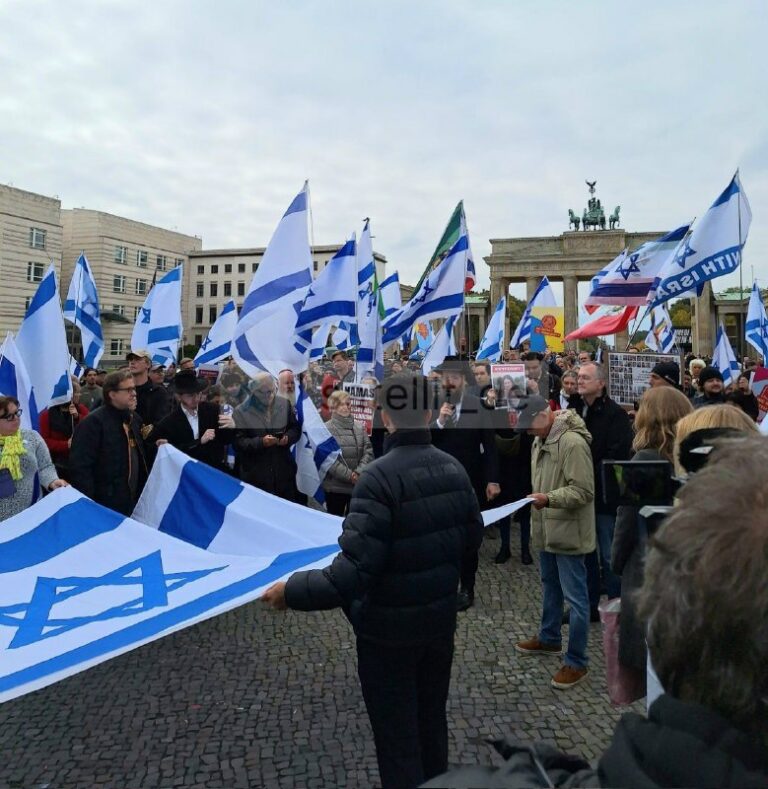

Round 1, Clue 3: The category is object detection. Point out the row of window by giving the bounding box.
[193,303,242,325]
[114,246,184,270]
[112,275,152,295]
[196,262,257,275]
[195,281,246,298]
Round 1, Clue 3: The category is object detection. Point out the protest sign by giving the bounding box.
[606,351,681,407]
[342,381,376,435]
[750,367,768,424]
[196,362,222,384]
[490,363,526,409]
[530,306,565,353]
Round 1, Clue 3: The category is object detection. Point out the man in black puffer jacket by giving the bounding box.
[261,375,484,789]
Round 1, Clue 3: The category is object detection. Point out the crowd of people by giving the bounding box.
[1,341,766,788]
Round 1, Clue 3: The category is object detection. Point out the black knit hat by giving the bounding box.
[697,366,724,388]
[650,360,680,387]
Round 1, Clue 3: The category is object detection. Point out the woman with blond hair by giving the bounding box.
[611,387,693,690]
[323,390,374,516]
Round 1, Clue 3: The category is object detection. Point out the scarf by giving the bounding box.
[0,429,26,481]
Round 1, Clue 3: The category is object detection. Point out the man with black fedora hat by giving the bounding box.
[149,369,231,471]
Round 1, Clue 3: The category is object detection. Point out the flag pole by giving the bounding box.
[625,304,651,351]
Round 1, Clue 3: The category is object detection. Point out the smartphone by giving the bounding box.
[601,460,676,508]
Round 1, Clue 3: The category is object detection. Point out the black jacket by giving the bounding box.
[285,429,484,645]
[135,379,172,430]
[568,393,633,514]
[69,404,151,515]
[148,402,230,471]
[429,389,499,502]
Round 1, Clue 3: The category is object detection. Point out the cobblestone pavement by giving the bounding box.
[0,525,643,788]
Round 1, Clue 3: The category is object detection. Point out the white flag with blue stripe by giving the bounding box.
[649,173,752,306]
[0,333,39,430]
[63,253,104,368]
[194,300,238,366]
[712,324,740,388]
[509,276,557,349]
[295,237,357,331]
[332,321,358,351]
[422,315,459,376]
[355,220,383,381]
[16,265,72,409]
[379,271,402,319]
[0,482,341,703]
[131,266,184,366]
[233,184,313,378]
[294,385,342,504]
[476,297,506,361]
[310,322,332,360]
[382,233,466,344]
[644,305,676,354]
[69,355,84,380]
[745,282,768,361]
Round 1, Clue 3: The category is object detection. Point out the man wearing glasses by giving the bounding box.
[69,369,152,515]
[233,372,301,502]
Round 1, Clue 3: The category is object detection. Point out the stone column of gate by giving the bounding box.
[694,282,714,356]
[563,276,579,342]
[526,276,540,301]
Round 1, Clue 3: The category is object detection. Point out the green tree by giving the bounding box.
[668,299,692,328]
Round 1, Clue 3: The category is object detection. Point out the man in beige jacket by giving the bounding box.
[511,396,596,689]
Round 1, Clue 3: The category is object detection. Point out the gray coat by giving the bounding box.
[323,414,373,494]
[0,430,59,522]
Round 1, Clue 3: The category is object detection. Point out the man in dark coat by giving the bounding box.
[126,349,171,434]
[233,372,301,501]
[69,369,151,515]
[261,375,484,789]
[149,369,231,472]
[430,357,499,610]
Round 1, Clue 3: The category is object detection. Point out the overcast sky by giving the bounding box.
[1,0,766,301]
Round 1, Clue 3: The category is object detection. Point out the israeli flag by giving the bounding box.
[0,483,341,704]
[131,266,184,366]
[586,224,691,307]
[310,322,332,360]
[233,184,313,377]
[422,315,459,376]
[644,305,676,354]
[379,271,402,319]
[745,282,768,361]
[332,321,359,351]
[355,220,383,382]
[649,173,752,306]
[63,253,104,368]
[509,276,557,349]
[0,333,39,430]
[295,237,357,331]
[16,265,72,409]
[194,300,238,366]
[69,355,84,380]
[712,324,740,388]
[294,385,342,504]
[382,233,466,344]
[477,297,506,361]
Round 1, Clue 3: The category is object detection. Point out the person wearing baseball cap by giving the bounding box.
[126,349,171,434]
[692,366,727,408]
[648,361,681,389]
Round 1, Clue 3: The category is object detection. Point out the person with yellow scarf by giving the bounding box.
[0,396,68,522]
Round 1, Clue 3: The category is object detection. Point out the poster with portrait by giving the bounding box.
[490,363,526,409]
[750,367,768,424]
[342,381,377,435]
[606,351,681,407]
[530,306,565,353]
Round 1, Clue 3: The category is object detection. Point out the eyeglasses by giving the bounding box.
[0,409,22,421]
[116,386,137,393]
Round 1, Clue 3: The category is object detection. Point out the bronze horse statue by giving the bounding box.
[568,209,581,230]
[609,205,621,230]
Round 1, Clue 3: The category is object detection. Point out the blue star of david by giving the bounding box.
[200,336,212,351]
[0,551,226,649]
[674,240,696,269]
[413,282,434,305]
[141,307,152,324]
[618,253,641,281]
[358,283,372,302]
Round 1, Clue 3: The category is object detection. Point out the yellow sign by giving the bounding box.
[530,306,565,352]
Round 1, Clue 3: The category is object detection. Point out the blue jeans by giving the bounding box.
[539,551,589,669]
[587,513,622,607]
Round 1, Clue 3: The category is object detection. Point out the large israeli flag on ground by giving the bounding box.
[355,221,383,382]
[644,305,676,353]
[745,282,768,361]
[194,300,238,366]
[422,316,459,376]
[509,276,557,349]
[295,237,357,331]
[649,174,752,306]
[63,253,104,369]
[131,266,184,366]
[0,484,341,704]
[16,266,72,409]
[477,297,506,361]
[712,324,740,388]
[382,233,466,344]
[0,333,39,430]
[586,224,691,307]
[293,386,342,504]
[233,184,313,377]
